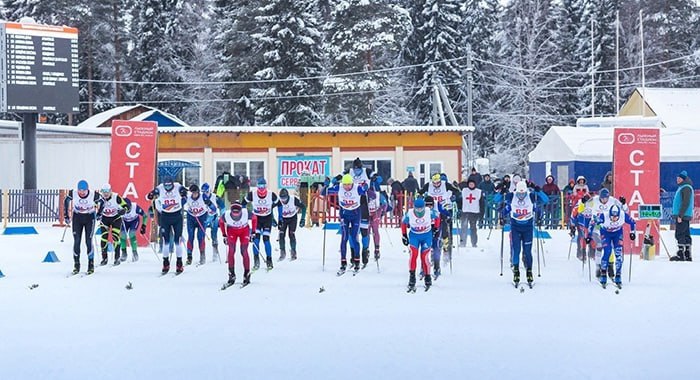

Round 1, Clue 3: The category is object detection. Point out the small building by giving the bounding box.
[77,104,190,129]
[156,125,474,191]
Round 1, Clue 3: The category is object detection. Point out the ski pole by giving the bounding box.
[60,223,69,242]
[567,232,574,260]
[587,246,592,282]
[499,222,504,276]
[535,224,541,277]
[628,232,634,283]
[321,196,328,272]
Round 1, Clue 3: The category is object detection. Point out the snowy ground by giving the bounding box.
[1,224,698,380]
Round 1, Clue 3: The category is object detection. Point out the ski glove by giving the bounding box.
[432,226,440,240]
[179,187,188,197]
[629,232,636,241]
[140,224,146,235]
[64,216,71,225]
[204,197,212,206]
[499,218,506,226]
[402,234,409,246]
[585,236,592,244]
[299,218,305,228]
[619,196,626,205]
[223,236,228,245]
[272,219,278,228]
[569,226,576,238]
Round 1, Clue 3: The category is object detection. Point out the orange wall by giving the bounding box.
[158,131,463,150]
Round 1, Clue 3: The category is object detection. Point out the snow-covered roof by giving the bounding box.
[157,125,475,134]
[0,120,111,136]
[130,109,191,128]
[529,126,700,163]
[76,105,144,129]
[633,87,700,129]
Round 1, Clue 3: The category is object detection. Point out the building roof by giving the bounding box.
[0,120,111,136]
[621,87,700,129]
[157,125,475,134]
[77,104,190,129]
[529,126,700,163]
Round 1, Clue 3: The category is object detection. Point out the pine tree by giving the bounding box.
[250,0,324,126]
[323,0,412,126]
[404,0,466,125]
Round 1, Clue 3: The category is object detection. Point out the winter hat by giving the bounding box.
[678,170,688,180]
[257,178,267,187]
[341,174,353,185]
[230,202,242,213]
[424,195,434,207]
[414,198,426,209]
[576,175,586,183]
[189,184,199,193]
[599,188,610,199]
[201,183,210,194]
[353,157,363,168]
[515,181,528,194]
[279,188,289,198]
[77,180,88,191]
[467,178,477,186]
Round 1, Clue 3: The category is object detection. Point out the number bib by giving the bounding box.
[157,183,183,213]
[339,185,362,211]
[186,195,208,217]
[101,195,122,218]
[224,209,250,229]
[281,197,298,218]
[252,191,273,216]
[510,194,534,221]
[73,189,96,214]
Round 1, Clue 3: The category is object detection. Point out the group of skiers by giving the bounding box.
[64,157,671,292]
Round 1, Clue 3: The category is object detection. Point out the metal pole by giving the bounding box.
[615,11,620,115]
[590,19,595,117]
[466,45,473,128]
[640,10,646,117]
[22,113,37,190]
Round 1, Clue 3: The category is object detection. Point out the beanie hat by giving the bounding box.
[679,170,688,180]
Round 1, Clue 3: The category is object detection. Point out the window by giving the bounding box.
[342,158,392,185]
[215,159,266,182]
[157,160,201,188]
[418,161,443,188]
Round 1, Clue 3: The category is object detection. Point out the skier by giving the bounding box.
[570,191,593,262]
[460,178,483,248]
[401,197,440,292]
[501,181,541,287]
[330,174,368,274]
[588,204,636,288]
[585,188,626,278]
[147,176,188,274]
[276,188,306,261]
[119,197,148,262]
[64,180,101,275]
[367,188,387,261]
[242,178,280,271]
[219,202,254,287]
[333,157,382,268]
[202,182,225,262]
[95,184,129,266]
[419,173,461,263]
[424,195,449,279]
[184,184,217,265]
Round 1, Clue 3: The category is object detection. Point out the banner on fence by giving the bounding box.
[613,128,660,254]
[278,156,331,189]
[109,120,158,246]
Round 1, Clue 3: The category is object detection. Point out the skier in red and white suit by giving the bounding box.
[219,202,257,287]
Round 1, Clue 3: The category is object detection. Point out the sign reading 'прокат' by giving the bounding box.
[0,21,79,113]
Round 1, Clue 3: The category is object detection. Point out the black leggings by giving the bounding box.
[100,216,123,256]
[279,214,298,252]
[72,212,95,259]
[160,211,184,251]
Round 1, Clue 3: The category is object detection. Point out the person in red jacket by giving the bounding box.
[219,202,256,287]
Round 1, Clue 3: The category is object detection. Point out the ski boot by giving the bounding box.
[186,253,193,266]
[120,250,128,262]
[278,249,286,262]
[176,257,184,274]
[599,269,608,288]
[442,237,450,252]
[352,258,361,274]
[253,255,260,271]
[100,253,108,266]
[266,256,273,271]
[227,270,236,286]
[614,274,622,289]
[242,270,251,287]
[685,245,693,262]
[72,259,80,275]
[113,252,121,266]
[526,269,534,287]
[374,247,380,261]
[290,250,297,261]
[199,252,206,265]
[513,267,520,287]
[361,249,369,269]
[132,251,139,262]
[595,264,601,279]
[407,270,417,293]
[87,259,94,275]
[607,266,615,280]
[162,257,170,274]
[671,246,685,261]
[424,274,432,291]
[433,262,441,280]
[337,260,347,276]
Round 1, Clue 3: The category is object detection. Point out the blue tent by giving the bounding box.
[528,126,700,192]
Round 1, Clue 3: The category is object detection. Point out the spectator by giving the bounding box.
[542,175,561,228]
[402,171,419,195]
[497,175,511,195]
[388,178,405,218]
[478,174,495,195]
[573,176,589,199]
[509,174,522,193]
[563,179,575,196]
[671,170,694,261]
[601,171,613,194]
[467,167,483,186]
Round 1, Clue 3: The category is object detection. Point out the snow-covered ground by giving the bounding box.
[1,224,698,380]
